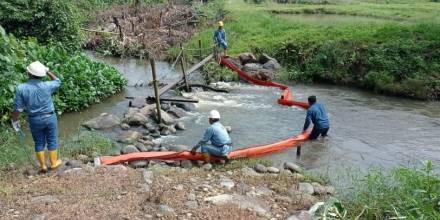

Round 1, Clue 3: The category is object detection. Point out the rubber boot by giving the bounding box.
[202,152,210,163]
[35,151,47,172]
[48,150,62,169]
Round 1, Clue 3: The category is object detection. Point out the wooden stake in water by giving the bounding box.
[179,43,190,92]
[150,59,161,123]
[198,40,202,60]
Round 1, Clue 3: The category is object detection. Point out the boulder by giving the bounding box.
[168,145,189,152]
[242,63,263,73]
[180,160,193,169]
[287,189,317,209]
[202,163,213,171]
[123,112,149,126]
[120,123,130,130]
[121,145,139,154]
[238,52,257,65]
[258,53,277,64]
[263,59,281,71]
[241,166,261,177]
[150,131,161,138]
[135,142,152,152]
[284,162,303,173]
[167,106,188,118]
[129,98,146,108]
[153,110,175,125]
[220,176,235,190]
[171,102,196,112]
[83,113,120,130]
[252,69,275,81]
[161,103,171,111]
[254,164,267,173]
[139,104,156,116]
[118,130,142,144]
[298,182,314,195]
[143,123,159,133]
[129,160,149,168]
[267,167,280,173]
[175,122,186,130]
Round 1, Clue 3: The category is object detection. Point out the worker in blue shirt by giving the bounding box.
[303,95,330,140]
[213,21,228,56]
[191,110,232,162]
[11,61,62,172]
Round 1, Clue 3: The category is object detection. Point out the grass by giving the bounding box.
[173,0,440,100]
[316,161,440,219]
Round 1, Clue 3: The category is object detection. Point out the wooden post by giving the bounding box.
[198,40,202,60]
[150,59,162,123]
[296,145,302,158]
[179,43,190,92]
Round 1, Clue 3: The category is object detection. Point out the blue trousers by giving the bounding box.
[28,113,58,152]
[201,144,230,157]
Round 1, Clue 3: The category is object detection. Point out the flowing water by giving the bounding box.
[58,54,440,178]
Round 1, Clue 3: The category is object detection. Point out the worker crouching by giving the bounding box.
[191,110,232,163]
[11,61,62,172]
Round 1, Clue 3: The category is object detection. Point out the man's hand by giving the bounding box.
[11,120,21,132]
[190,147,197,155]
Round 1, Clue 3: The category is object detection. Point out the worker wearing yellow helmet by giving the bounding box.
[213,21,228,56]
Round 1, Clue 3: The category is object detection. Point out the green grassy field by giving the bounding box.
[177,0,440,99]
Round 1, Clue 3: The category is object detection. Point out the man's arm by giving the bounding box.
[193,127,214,150]
[303,110,312,131]
[46,71,61,93]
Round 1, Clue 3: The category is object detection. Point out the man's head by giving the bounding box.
[218,21,224,29]
[208,110,220,124]
[27,61,48,79]
[308,95,317,105]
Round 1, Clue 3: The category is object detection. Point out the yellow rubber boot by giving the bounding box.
[48,150,62,169]
[202,152,210,163]
[35,151,47,172]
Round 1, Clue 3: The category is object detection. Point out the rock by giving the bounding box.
[144,123,159,133]
[187,193,196,201]
[204,194,234,204]
[205,194,269,217]
[175,122,186,130]
[184,201,198,209]
[160,129,171,136]
[202,163,212,171]
[161,103,171,111]
[284,162,303,173]
[286,210,312,220]
[241,166,261,176]
[65,160,82,168]
[120,123,130,130]
[248,186,274,196]
[287,190,316,209]
[252,69,275,81]
[129,160,148,168]
[171,102,196,112]
[158,204,174,215]
[118,131,142,144]
[121,145,139,154]
[30,195,59,205]
[135,142,152,152]
[150,131,161,138]
[254,164,268,173]
[258,53,276,64]
[153,110,176,125]
[298,182,314,195]
[219,176,235,190]
[83,113,120,130]
[224,126,232,133]
[143,170,154,184]
[180,160,193,169]
[129,98,146,108]
[238,52,257,65]
[167,106,187,118]
[139,104,156,116]
[168,145,189,152]
[123,112,149,126]
[104,23,117,32]
[267,167,280,173]
[236,182,252,194]
[242,63,263,73]
[262,59,281,71]
[311,182,326,195]
[325,186,336,195]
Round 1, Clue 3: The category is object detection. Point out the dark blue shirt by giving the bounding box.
[213,28,227,46]
[303,103,330,130]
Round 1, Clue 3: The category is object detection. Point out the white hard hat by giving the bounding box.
[209,110,220,119]
[27,61,48,77]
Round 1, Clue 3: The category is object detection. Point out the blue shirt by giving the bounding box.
[197,121,231,147]
[14,78,61,116]
[213,28,227,45]
[303,103,330,130]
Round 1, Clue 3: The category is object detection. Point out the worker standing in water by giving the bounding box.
[214,21,228,57]
[11,61,62,172]
[303,95,330,140]
[191,110,232,163]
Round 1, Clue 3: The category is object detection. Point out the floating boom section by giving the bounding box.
[99,56,310,165]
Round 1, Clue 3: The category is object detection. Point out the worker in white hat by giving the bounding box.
[11,61,62,173]
[191,110,232,163]
[213,21,228,56]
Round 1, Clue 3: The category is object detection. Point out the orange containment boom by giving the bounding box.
[98,56,310,165]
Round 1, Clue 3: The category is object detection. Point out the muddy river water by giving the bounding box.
[57,54,440,179]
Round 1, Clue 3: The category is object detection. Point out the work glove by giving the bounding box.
[190,147,197,155]
[11,120,21,132]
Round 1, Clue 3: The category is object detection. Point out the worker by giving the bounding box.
[191,110,232,162]
[213,21,228,57]
[303,95,330,140]
[11,61,62,172]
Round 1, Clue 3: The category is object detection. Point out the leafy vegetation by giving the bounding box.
[315,161,440,219]
[202,61,238,83]
[177,0,440,99]
[0,26,126,123]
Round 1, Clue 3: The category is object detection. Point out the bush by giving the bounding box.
[0,26,127,123]
[0,0,82,51]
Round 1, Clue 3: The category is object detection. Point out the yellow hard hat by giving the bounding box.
[218,21,224,27]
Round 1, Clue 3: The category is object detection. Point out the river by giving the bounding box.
[57,54,440,179]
